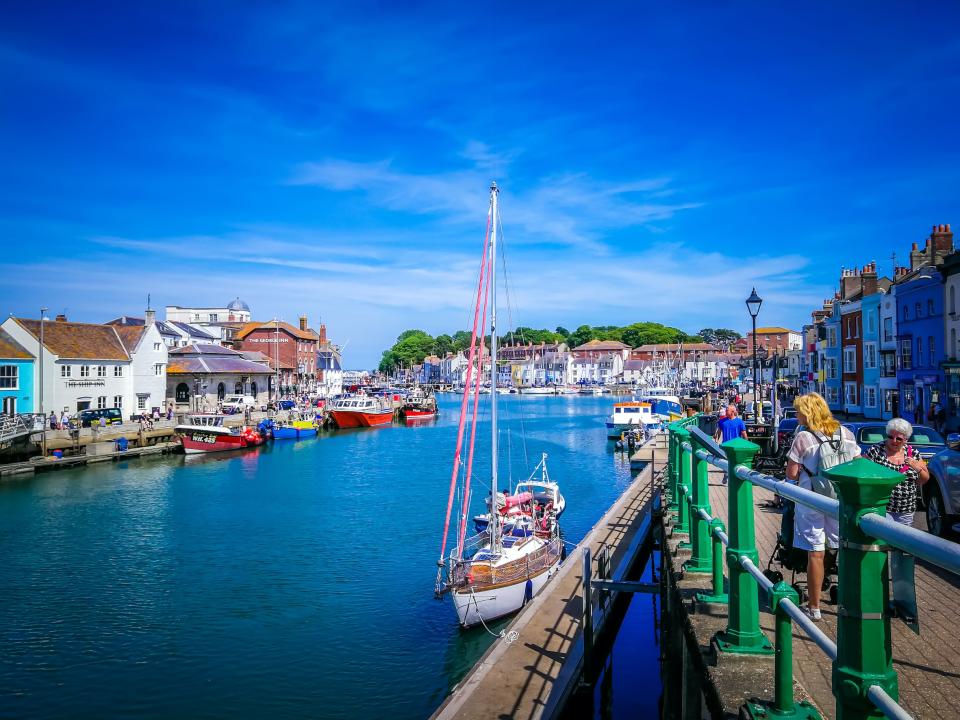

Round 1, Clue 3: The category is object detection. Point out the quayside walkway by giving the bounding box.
[432,439,665,720]
[665,415,960,719]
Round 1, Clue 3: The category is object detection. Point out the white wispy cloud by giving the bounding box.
[290,147,701,252]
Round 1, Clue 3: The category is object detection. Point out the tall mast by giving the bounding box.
[489,181,500,552]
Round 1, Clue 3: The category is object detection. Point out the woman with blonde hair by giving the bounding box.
[785,393,860,620]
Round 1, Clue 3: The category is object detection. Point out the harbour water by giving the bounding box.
[0,395,660,719]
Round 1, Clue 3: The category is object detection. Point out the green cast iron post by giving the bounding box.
[746,582,820,719]
[684,434,713,573]
[696,518,729,604]
[826,458,903,720]
[673,426,692,539]
[714,438,773,655]
[667,424,680,515]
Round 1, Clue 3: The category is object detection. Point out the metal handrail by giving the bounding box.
[675,423,928,720]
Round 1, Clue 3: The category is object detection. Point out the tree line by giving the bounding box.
[378,325,742,373]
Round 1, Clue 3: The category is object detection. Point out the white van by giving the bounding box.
[222,395,256,412]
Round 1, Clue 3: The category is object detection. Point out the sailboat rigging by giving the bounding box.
[434,182,564,628]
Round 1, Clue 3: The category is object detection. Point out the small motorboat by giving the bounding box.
[175,414,263,454]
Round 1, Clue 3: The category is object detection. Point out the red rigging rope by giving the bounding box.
[458,245,492,552]
[438,207,492,563]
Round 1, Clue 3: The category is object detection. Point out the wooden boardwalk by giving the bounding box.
[432,445,664,720]
[691,467,960,719]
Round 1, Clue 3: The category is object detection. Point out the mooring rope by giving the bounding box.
[469,588,519,644]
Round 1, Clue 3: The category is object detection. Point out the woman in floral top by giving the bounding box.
[864,417,930,526]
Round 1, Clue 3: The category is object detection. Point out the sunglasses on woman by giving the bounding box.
[886,434,907,442]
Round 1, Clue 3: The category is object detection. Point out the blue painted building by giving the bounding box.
[0,328,36,415]
[861,291,883,419]
[821,301,842,410]
[895,271,945,425]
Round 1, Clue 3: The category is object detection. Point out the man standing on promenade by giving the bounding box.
[715,404,748,443]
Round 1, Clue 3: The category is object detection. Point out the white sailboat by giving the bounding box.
[435,182,563,628]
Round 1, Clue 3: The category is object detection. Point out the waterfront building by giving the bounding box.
[233,317,319,397]
[316,324,343,398]
[108,315,182,348]
[439,351,468,386]
[894,225,953,424]
[498,342,570,386]
[166,344,272,410]
[570,339,630,385]
[166,299,252,325]
[745,327,802,352]
[879,287,899,418]
[839,296,863,416]
[820,300,842,409]
[941,245,960,431]
[0,328,35,415]
[419,355,442,384]
[166,321,219,348]
[1,314,166,418]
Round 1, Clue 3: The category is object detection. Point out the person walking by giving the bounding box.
[863,418,929,526]
[714,404,748,443]
[785,392,860,621]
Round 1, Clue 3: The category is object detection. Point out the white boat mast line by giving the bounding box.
[489,181,500,554]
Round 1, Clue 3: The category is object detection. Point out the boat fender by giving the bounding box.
[523,578,533,605]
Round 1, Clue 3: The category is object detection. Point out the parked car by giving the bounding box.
[843,422,946,461]
[925,433,960,537]
[782,407,798,420]
[222,395,257,413]
[77,407,124,428]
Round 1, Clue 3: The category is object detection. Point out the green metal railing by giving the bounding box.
[665,418,959,720]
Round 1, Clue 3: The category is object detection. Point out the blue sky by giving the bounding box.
[2,2,959,368]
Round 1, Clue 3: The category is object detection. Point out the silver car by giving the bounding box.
[924,433,960,537]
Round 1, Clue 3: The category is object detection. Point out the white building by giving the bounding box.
[2,314,168,419]
[570,340,630,385]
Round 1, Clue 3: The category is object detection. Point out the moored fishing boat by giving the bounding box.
[434,182,563,629]
[175,414,263,454]
[400,387,438,421]
[273,411,319,439]
[328,394,394,428]
[605,399,661,439]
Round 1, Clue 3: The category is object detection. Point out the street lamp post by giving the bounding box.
[39,307,48,457]
[746,288,763,420]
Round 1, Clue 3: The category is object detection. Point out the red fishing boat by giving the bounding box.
[400,388,438,422]
[328,395,394,428]
[175,414,263,454]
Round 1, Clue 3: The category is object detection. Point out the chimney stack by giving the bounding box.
[145,308,156,326]
[319,323,327,345]
[299,315,308,332]
[861,261,878,297]
[55,314,67,322]
[931,222,954,261]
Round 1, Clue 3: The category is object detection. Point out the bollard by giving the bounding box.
[684,434,713,574]
[826,459,903,720]
[745,582,820,719]
[697,518,728,604]
[715,438,773,655]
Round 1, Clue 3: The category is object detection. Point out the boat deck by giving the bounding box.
[431,437,666,720]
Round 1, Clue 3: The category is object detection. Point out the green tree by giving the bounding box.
[451,330,473,352]
[555,326,569,338]
[433,333,454,356]
[568,325,595,348]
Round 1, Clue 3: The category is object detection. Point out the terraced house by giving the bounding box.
[1,313,167,418]
[0,328,35,415]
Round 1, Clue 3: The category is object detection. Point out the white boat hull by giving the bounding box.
[452,557,561,628]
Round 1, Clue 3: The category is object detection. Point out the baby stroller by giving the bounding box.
[763,500,838,605]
